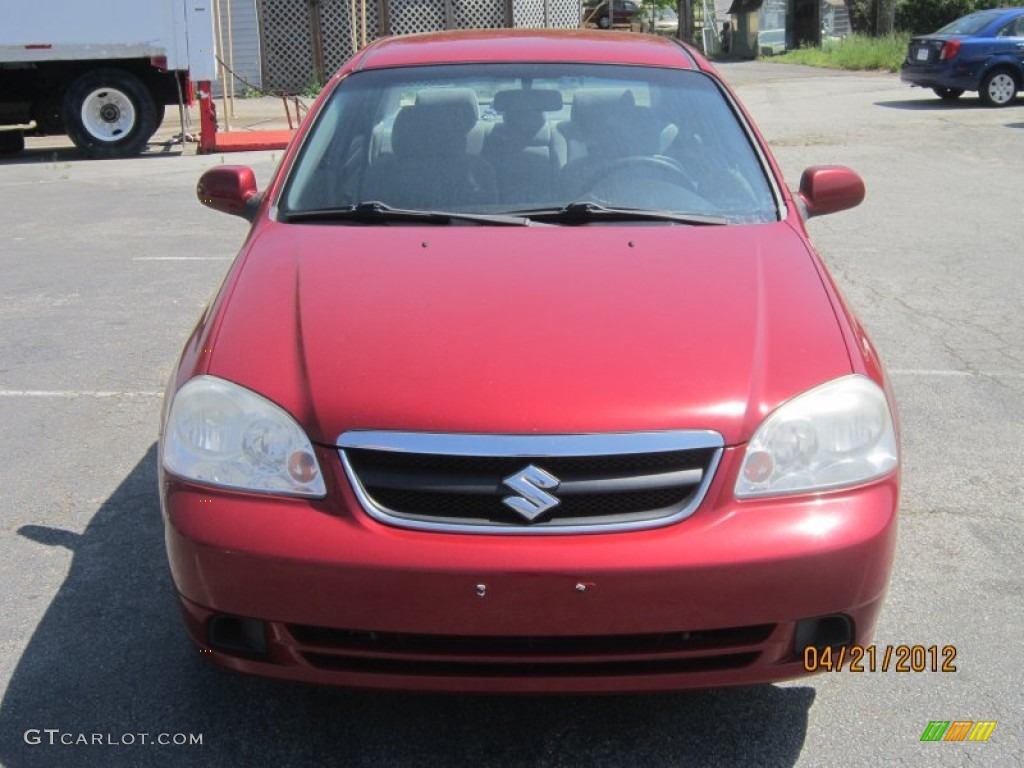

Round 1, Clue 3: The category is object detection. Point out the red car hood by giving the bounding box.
[206,222,851,446]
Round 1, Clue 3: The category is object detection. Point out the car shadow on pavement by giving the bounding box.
[873,97,994,110]
[0,445,814,768]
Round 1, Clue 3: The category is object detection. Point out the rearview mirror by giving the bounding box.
[197,166,259,219]
[798,166,865,219]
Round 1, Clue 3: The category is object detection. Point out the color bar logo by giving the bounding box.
[920,721,996,742]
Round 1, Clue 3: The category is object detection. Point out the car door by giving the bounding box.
[995,13,1024,72]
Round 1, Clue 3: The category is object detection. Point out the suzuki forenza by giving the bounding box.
[161,30,900,692]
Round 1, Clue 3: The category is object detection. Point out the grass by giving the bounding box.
[768,33,910,73]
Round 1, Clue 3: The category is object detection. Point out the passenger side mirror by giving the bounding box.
[798,166,865,219]
[197,166,259,220]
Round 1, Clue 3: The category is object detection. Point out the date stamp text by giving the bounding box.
[803,644,957,673]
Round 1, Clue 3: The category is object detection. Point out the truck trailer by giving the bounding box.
[0,0,216,158]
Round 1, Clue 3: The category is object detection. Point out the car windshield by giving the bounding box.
[280,63,779,225]
[936,11,1002,35]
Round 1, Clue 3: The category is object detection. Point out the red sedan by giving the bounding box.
[161,29,900,693]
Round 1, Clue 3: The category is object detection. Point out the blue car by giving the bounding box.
[900,7,1024,106]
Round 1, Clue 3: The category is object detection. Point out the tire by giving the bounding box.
[932,87,964,101]
[979,69,1018,107]
[598,14,611,29]
[62,68,159,158]
[0,130,25,156]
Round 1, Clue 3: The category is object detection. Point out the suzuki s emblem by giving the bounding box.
[501,465,561,521]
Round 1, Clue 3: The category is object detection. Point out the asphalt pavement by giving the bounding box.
[0,61,1021,767]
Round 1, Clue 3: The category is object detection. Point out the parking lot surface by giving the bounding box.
[0,61,1021,767]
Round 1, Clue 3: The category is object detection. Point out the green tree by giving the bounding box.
[895,0,1017,34]
[846,0,895,35]
[876,0,897,34]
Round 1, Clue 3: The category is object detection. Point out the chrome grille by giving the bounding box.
[337,431,723,534]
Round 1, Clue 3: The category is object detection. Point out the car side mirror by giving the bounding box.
[798,166,865,219]
[197,166,259,220]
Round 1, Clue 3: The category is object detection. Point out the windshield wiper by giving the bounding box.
[282,201,533,226]
[512,202,728,226]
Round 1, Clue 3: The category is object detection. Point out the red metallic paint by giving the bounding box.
[196,166,258,218]
[798,166,867,219]
[355,30,698,71]
[201,222,850,445]
[174,591,864,693]
[162,453,897,691]
[165,454,897,632]
[160,30,900,692]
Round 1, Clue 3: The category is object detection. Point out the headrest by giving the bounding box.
[570,89,635,135]
[567,90,662,156]
[392,88,480,158]
[492,88,563,114]
[414,88,479,129]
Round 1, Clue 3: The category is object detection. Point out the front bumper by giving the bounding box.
[162,446,898,693]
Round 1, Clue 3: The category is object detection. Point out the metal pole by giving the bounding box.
[360,0,367,47]
[213,0,231,131]
[226,0,236,117]
[310,0,325,85]
[349,0,358,54]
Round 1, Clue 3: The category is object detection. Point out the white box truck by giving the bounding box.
[0,0,216,158]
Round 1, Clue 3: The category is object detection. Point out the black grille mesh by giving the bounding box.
[343,445,718,528]
[369,486,691,521]
[288,623,773,677]
[348,449,708,477]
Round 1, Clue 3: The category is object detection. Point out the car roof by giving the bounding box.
[967,7,1024,23]
[354,29,701,71]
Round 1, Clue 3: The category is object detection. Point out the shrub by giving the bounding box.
[770,33,909,72]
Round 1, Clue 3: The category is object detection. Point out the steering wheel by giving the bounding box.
[579,155,698,197]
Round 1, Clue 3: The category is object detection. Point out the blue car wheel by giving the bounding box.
[980,69,1018,107]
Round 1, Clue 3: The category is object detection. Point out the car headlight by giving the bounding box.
[735,375,897,498]
[162,375,326,498]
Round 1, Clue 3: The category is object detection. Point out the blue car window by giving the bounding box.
[937,11,1003,36]
[1004,16,1024,38]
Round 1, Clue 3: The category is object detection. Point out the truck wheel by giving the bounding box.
[62,69,159,158]
[0,130,25,155]
[979,69,1017,107]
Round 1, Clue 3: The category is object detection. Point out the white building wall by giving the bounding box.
[212,0,262,96]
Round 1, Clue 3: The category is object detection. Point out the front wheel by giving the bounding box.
[62,68,159,158]
[979,69,1017,107]
[932,87,963,101]
[598,14,611,28]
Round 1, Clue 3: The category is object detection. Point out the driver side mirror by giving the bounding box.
[197,166,259,220]
[798,166,865,219]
